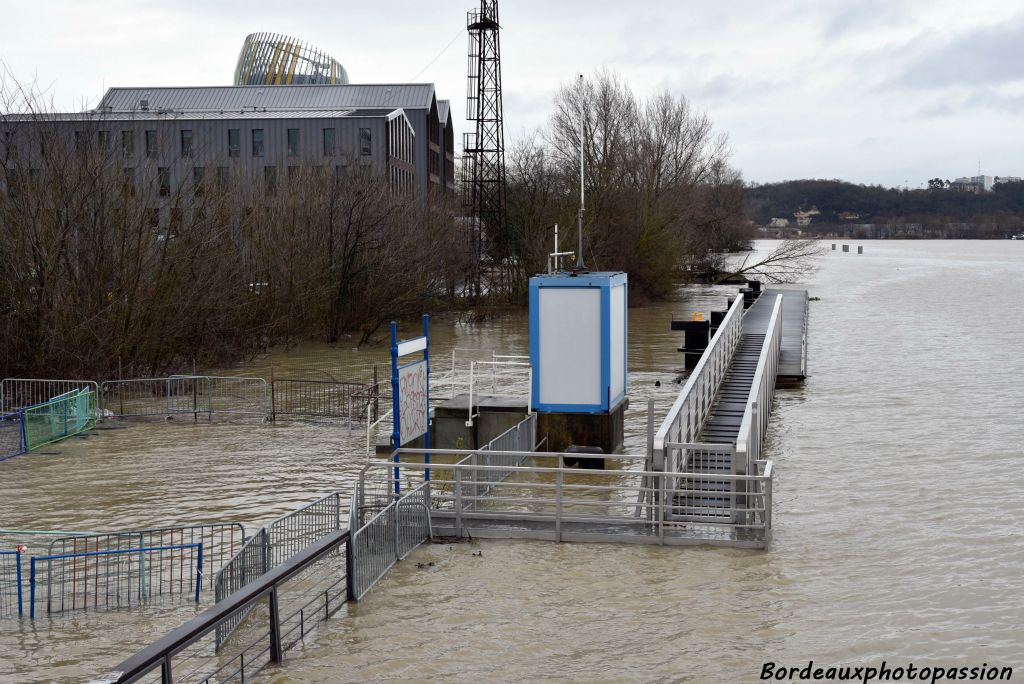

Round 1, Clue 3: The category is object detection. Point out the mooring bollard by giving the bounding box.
[671,314,710,370]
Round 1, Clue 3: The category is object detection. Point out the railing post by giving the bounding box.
[15,550,23,617]
[268,586,284,664]
[454,468,463,536]
[29,558,36,619]
[556,456,564,543]
[161,654,174,684]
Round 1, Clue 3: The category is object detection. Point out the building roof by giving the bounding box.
[97,84,436,113]
[0,109,414,123]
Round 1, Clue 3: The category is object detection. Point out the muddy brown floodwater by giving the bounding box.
[2,241,1022,683]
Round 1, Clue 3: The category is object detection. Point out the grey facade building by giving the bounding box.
[1,83,456,202]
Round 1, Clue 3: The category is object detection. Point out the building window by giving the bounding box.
[264,166,276,194]
[180,129,193,157]
[359,128,372,156]
[287,128,299,156]
[193,166,204,195]
[252,129,265,157]
[97,130,109,148]
[335,164,346,183]
[39,132,52,156]
[121,130,134,157]
[217,166,229,185]
[158,167,170,196]
[145,130,158,158]
[323,128,335,156]
[287,166,298,182]
[228,129,240,157]
[123,168,135,196]
[75,131,87,153]
[147,208,160,228]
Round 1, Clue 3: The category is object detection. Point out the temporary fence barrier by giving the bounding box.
[29,543,203,618]
[98,376,269,421]
[0,379,98,413]
[22,388,97,451]
[270,379,367,423]
[46,523,245,581]
[0,549,24,617]
[0,411,26,461]
[348,482,431,601]
[214,493,343,649]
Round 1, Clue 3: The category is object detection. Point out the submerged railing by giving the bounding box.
[270,378,367,423]
[365,452,773,546]
[22,388,97,451]
[348,482,431,601]
[29,543,203,619]
[735,295,783,475]
[98,376,270,421]
[653,295,744,472]
[100,530,351,684]
[0,549,24,618]
[214,493,342,648]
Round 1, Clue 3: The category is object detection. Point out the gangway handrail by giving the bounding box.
[735,295,783,475]
[652,295,745,470]
[102,530,350,684]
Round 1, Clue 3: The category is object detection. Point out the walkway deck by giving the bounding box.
[744,289,808,379]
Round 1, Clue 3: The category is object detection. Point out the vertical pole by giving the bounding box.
[268,586,283,664]
[556,456,564,543]
[194,543,203,603]
[29,558,35,619]
[15,550,23,616]
[139,532,147,599]
[455,469,463,537]
[423,314,431,482]
[161,654,173,684]
[391,321,400,496]
[576,73,586,270]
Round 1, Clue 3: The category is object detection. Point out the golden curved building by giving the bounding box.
[234,33,350,86]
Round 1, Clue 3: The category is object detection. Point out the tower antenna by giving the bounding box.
[576,73,586,271]
[464,0,507,297]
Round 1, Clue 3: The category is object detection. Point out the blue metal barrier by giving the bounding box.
[0,411,26,461]
[0,549,24,617]
[28,543,203,618]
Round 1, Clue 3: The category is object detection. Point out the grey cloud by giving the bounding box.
[887,17,1024,89]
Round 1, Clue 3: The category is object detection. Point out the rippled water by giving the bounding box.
[2,241,1022,682]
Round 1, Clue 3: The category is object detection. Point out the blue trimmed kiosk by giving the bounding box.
[529,271,628,461]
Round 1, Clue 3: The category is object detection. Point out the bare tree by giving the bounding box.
[720,239,827,284]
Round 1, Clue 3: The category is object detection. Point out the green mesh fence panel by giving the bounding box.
[23,389,96,451]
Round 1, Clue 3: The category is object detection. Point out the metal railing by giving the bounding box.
[214,493,342,649]
[29,543,203,618]
[348,482,432,601]
[735,295,783,486]
[99,530,351,684]
[0,378,99,413]
[370,451,773,546]
[653,295,744,472]
[270,378,366,424]
[99,376,270,421]
[466,360,532,426]
[266,493,343,567]
[0,549,24,617]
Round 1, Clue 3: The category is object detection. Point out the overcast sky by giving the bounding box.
[3,0,1022,187]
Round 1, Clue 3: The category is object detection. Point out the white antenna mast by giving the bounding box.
[575,73,586,270]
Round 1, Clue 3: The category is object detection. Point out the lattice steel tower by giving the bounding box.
[464,0,507,296]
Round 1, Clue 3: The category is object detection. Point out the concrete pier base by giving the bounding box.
[536,398,628,454]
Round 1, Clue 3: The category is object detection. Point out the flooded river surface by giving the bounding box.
[2,240,1022,682]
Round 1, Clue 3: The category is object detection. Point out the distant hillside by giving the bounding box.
[745,179,1024,226]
